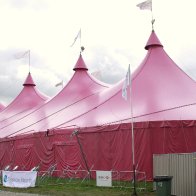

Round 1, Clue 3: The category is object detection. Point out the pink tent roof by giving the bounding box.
[0,72,48,127]
[132,30,196,121]
[73,53,88,71]
[0,54,109,137]
[1,31,196,138]
[48,30,196,126]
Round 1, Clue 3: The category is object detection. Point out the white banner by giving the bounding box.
[96,171,112,187]
[2,171,37,188]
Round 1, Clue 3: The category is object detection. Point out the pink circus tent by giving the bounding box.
[0,54,109,137]
[0,30,196,180]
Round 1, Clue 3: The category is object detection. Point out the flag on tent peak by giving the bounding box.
[70,29,81,47]
[137,0,152,11]
[15,50,30,59]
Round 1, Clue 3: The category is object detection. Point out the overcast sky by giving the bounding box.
[0,0,196,105]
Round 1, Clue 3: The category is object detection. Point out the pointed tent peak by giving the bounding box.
[145,30,163,50]
[73,53,88,71]
[23,72,36,86]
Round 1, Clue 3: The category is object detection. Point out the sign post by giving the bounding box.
[96,171,112,187]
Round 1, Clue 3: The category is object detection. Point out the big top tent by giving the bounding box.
[0,30,196,180]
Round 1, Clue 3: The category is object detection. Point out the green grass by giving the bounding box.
[0,177,156,196]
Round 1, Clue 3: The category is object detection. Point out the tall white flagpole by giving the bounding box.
[122,65,137,196]
[129,66,137,196]
[129,66,135,166]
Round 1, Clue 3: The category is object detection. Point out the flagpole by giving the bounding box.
[80,28,82,49]
[70,29,81,48]
[136,0,154,30]
[129,66,137,196]
[79,28,85,54]
[28,50,31,73]
[151,0,155,30]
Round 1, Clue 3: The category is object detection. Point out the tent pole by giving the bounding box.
[131,120,137,196]
[73,130,91,179]
[129,67,137,196]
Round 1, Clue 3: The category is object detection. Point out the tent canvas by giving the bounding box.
[0,31,196,180]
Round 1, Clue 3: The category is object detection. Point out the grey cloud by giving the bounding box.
[0,49,23,102]
[88,47,134,84]
[1,0,47,11]
[175,47,196,81]
[0,49,54,104]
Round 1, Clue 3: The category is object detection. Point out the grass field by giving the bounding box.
[0,177,156,196]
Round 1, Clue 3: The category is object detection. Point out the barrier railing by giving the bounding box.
[118,170,146,191]
[0,166,146,192]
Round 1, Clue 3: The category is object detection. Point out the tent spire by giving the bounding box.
[145,30,163,50]
[73,53,88,71]
[23,72,36,86]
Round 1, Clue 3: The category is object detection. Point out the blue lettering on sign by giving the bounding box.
[4,175,7,182]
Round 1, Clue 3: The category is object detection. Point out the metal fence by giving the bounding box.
[0,165,147,192]
[37,168,146,193]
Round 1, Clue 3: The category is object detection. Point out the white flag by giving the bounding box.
[122,65,131,101]
[70,29,81,47]
[55,80,63,87]
[137,0,152,11]
[15,50,30,59]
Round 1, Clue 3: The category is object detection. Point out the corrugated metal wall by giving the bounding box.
[153,153,196,196]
